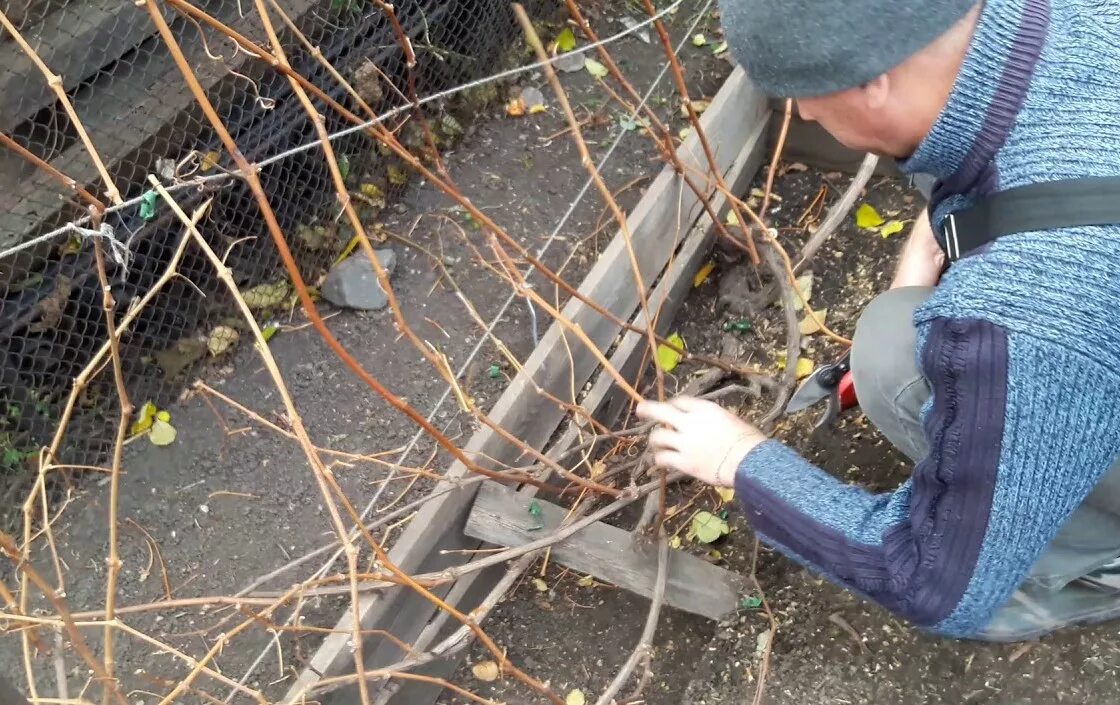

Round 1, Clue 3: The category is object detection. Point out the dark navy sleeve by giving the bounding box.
[735,317,1013,634]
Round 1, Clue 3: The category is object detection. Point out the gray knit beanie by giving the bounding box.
[718,0,979,97]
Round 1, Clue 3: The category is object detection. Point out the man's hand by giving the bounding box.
[891,210,945,289]
[636,397,767,487]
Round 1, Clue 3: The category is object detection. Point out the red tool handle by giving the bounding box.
[837,370,857,411]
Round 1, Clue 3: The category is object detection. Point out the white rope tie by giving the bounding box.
[63,222,132,276]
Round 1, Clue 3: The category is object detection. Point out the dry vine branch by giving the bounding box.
[794,153,880,274]
[593,534,669,705]
[514,4,666,405]
[90,240,133,705]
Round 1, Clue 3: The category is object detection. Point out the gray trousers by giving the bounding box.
[851,287,1120,641]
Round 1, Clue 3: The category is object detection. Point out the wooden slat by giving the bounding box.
[466,484,746,619]
[357,119,768,705]
[290,67,769,705]
[0,0,321,248]
[0,0,158,134]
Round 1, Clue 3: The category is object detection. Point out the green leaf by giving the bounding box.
[712,40,729,55]
[617,113,650,131]
[855,203,885,230]
[655,332,685,373]
[556,27,577,52]
[691,511,729,544]
[262,323,281,343]
[880,219,906,238]
[584,58,608,79]
[337,153,351,181]
[139,190,158,221]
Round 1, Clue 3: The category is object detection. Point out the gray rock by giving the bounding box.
[321,248,397,311]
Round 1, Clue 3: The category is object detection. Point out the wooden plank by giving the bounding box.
[0,0,321,247]
[766,109,900,176]
[291,66,768,704]
[364,124,768,704]
[465,484,747,619]
[0,0,158,134]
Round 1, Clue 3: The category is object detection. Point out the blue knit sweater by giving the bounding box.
[735,0,1120,637]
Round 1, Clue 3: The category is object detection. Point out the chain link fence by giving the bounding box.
[0,0,547,485]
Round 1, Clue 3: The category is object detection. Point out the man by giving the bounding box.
[638,0,1120,640]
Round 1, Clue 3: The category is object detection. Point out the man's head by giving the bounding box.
[720,0,982,158]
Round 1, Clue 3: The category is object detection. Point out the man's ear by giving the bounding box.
[862,74,891,111]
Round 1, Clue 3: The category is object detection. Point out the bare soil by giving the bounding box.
[436,170,1120,705]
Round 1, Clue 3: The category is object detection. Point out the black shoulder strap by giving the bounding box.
[936,176,1120,261]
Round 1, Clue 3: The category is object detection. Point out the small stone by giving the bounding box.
[321,249,397,311]
[554,53,585,73]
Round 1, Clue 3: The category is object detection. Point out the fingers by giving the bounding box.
[648,426,679,452]
[635,400,685,428]
[668,395,711,413]
[652,450,688,474]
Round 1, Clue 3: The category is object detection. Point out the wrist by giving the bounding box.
[716,434,764,487]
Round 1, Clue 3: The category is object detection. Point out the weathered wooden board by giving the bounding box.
[766,107,900,176]
[361,118,770,705]
[465,483,747,620]
[290,66,769,705]
[0,0,159,134]
[0,0,321,247]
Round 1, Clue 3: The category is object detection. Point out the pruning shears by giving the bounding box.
[786,350,858,430]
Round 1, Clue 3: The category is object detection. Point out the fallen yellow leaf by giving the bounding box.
[566,689,586,705]
[506,97,526,117]
[776,354,815,379]
[726,210,740,227]
[199,151,220,172]
[130,401,158,436]
[880,219,906,238]
[656,332,685,373]
[855,203,885,230]
[798,308,829,336]
[693,261,716,288]
[577,574,594,587]
[532,578,549,592]
[584,58,608,79]
[716,487,735,503]
[555,27,577,52]
[207,325,240,356]
[472,660,500,682]
[528,103,547,115]
[796,357,815,379]
[793,273,813,312]
[149,412,177,447]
